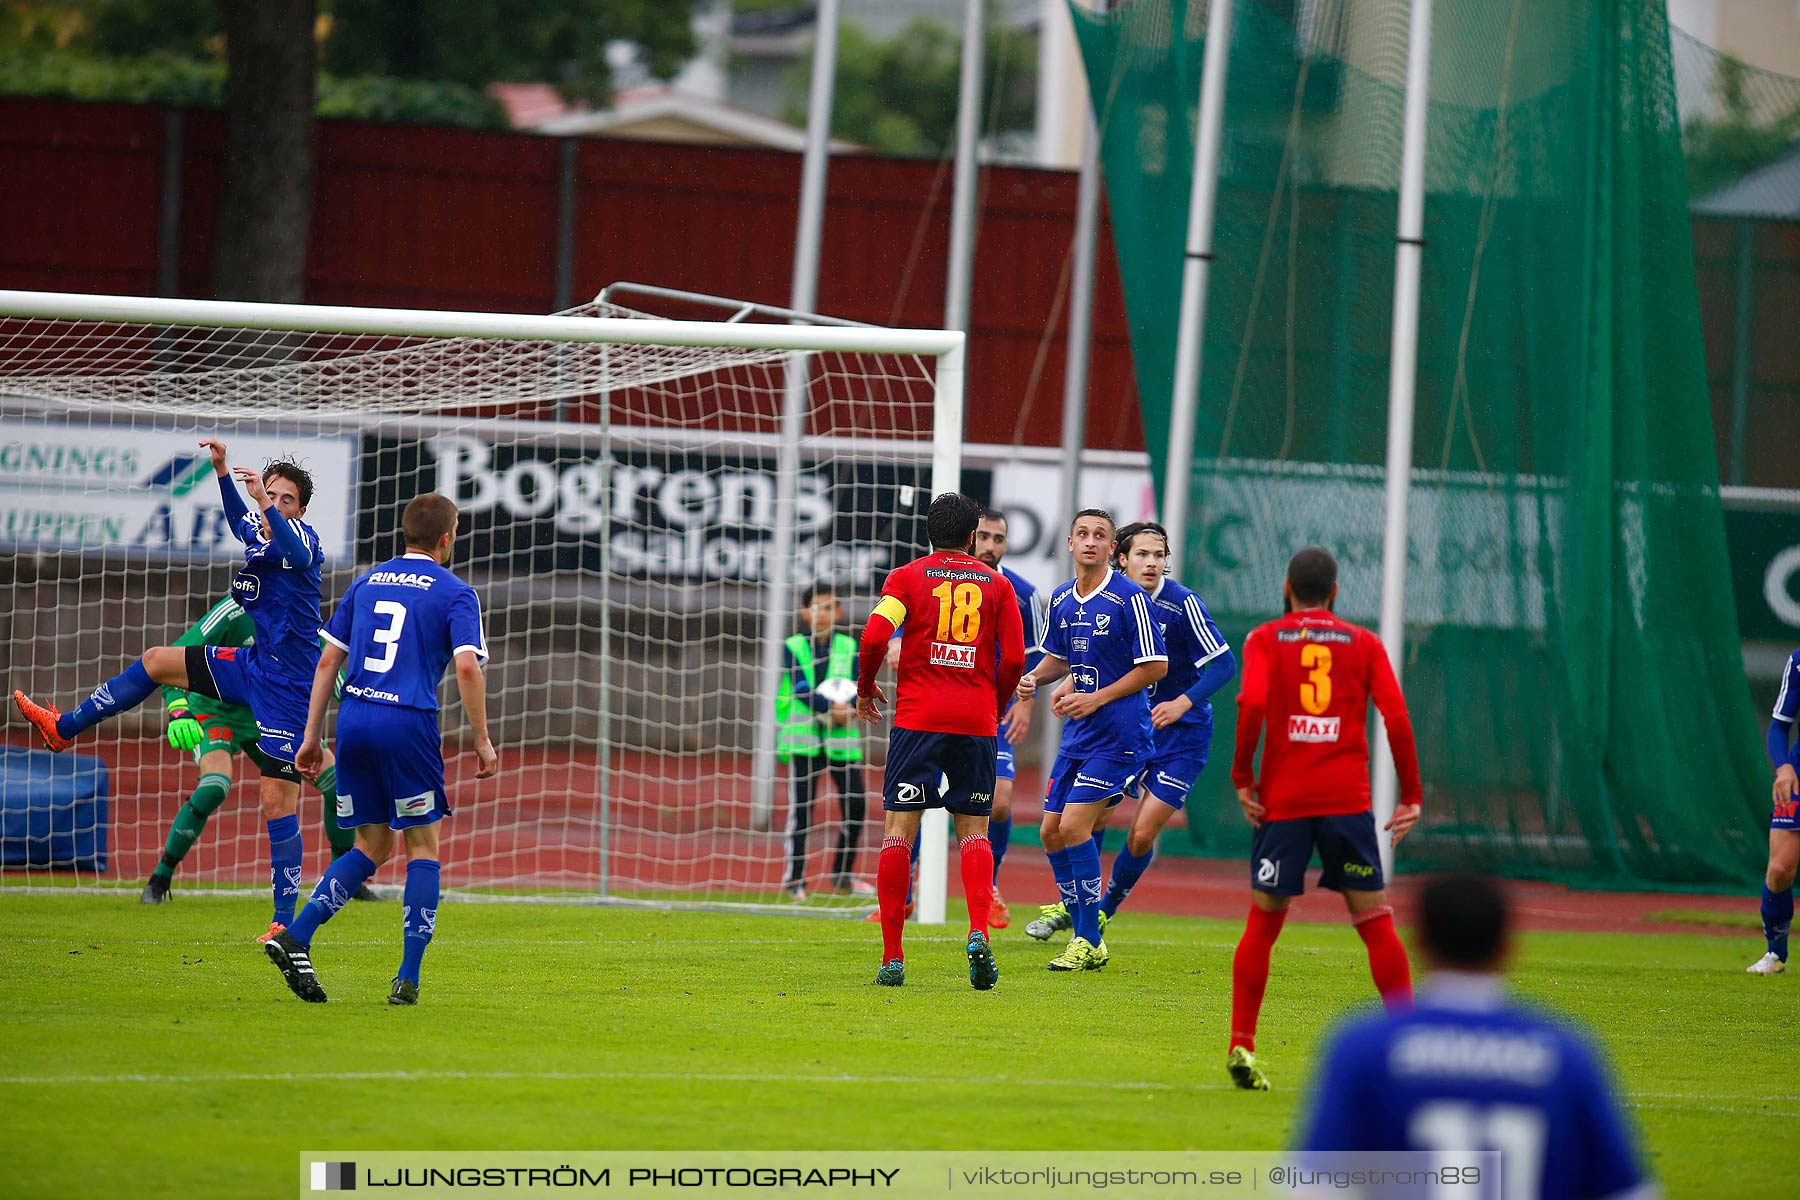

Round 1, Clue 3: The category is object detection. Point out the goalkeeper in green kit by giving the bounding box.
[140,595,371,904]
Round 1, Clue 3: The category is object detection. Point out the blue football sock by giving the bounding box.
[267,813,303,926]
[58,659,156,738]
[286,849,378,946]
[399,858,441,984]
[989,815,1012,883]
[1068,838,1103,944]
[1049,847,1075,914]
[1763,883,1793,962]
[1103,844,1155,919]
[1091,827,1106,855]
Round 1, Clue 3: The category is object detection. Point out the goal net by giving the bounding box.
[0,289,963,914]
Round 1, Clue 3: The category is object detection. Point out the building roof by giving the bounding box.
[1691,141,1800,219]
[530,86,859,152]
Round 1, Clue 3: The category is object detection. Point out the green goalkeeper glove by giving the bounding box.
[166,703,203,752]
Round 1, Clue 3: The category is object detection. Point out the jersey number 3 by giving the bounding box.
[1299,643,1333,715]
[930,581,983,643]
[364,600,408,674]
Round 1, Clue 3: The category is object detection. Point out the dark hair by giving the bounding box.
[1113,521,1169,565]
[263,458,314,509]
[1070,507,1114,534]
[927,492,983,551]
[978,507,1006,524]
[798,582,835,609]
[402,493,459,549]
[1419,874,1509,969]
[1287,546,1338,605]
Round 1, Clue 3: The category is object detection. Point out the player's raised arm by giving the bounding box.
[202,438,254,541]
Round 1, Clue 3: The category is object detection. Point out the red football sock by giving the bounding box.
[877,837,911,963]
[1229,904,1289,1053]
[1353,905,1413,1009]
[958,834,994,936]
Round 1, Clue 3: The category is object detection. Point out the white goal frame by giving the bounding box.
[0,288,966,924]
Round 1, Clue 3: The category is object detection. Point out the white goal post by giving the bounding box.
[0,288,964,922]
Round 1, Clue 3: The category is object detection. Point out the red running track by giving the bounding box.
[5,736,1754,935]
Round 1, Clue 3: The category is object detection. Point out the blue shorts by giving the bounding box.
[1044,751,1142,815]
[1775,796,1799,831]
[995,741,1017,782]
[884,726,997,816]
[195,644,309,766]
[333,698,449,830]
[1135,747,1210,811]
[1250,812,1384,896]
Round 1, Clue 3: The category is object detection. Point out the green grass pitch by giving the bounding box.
[0,894,1787,1198]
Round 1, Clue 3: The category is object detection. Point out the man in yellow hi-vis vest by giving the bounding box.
[775,583,870,901]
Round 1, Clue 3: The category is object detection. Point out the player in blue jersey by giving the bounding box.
[1297,874,1656,1200]
[971,508,1046,927]
[14,437,325,938]
[1015,508,1166,971]
[264,493,497,1005]
[1025,521,1238,943]
[1100,522,1234,926]
[1751,648,1800,974]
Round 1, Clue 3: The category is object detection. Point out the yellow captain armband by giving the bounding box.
[872,595,907,629]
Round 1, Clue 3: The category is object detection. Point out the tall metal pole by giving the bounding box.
[751,0,842,833]
[1371,0,1435,879]
[916,0,989,926]
[1056,0,1106,561]
[1162,0,1235,576]
[1048,0,1108,787]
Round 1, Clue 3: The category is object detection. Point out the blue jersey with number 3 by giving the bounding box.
[1298,980,1650,1200]
[322,552,488,712]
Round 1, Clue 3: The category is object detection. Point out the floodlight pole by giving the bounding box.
[1049,0,1109,794]
[912,0,989,927]
[1057,0,1106,567]
[1162,0,1235,575]
[752,0,842,834]
[1372,0,1435,880]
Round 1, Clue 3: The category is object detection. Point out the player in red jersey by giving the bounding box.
[1225,546,1422,1091]
[856,492,1026,990]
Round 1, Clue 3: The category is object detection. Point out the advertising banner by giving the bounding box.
[357,431,944,592]
[0,419,358,559]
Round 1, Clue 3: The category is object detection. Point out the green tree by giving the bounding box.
[781,14,1037,158]
[1684,54,1800,198]
[322,0,695,104]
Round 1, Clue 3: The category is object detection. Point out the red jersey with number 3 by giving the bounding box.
[860,550,1025,736]
[1231,609,1422,820]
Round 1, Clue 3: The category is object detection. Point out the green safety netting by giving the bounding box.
[1071,0,1772,888]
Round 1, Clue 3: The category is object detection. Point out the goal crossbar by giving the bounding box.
[0,290,964,358]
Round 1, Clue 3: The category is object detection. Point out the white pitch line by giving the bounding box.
[0,1067,1228,1092]
[0,1069,1786,1118]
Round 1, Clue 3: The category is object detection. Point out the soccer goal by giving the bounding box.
[0,287,965,919]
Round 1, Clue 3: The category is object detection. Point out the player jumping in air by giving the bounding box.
[1750,646,1800,974]
[1226,546,1421,1090]
[264,493,497,1005]
[856,491,1025,989]
[1297,875,1656,1200]
[14,438,325,939]
[140,593,368,904]
[1017,508,1167,971]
